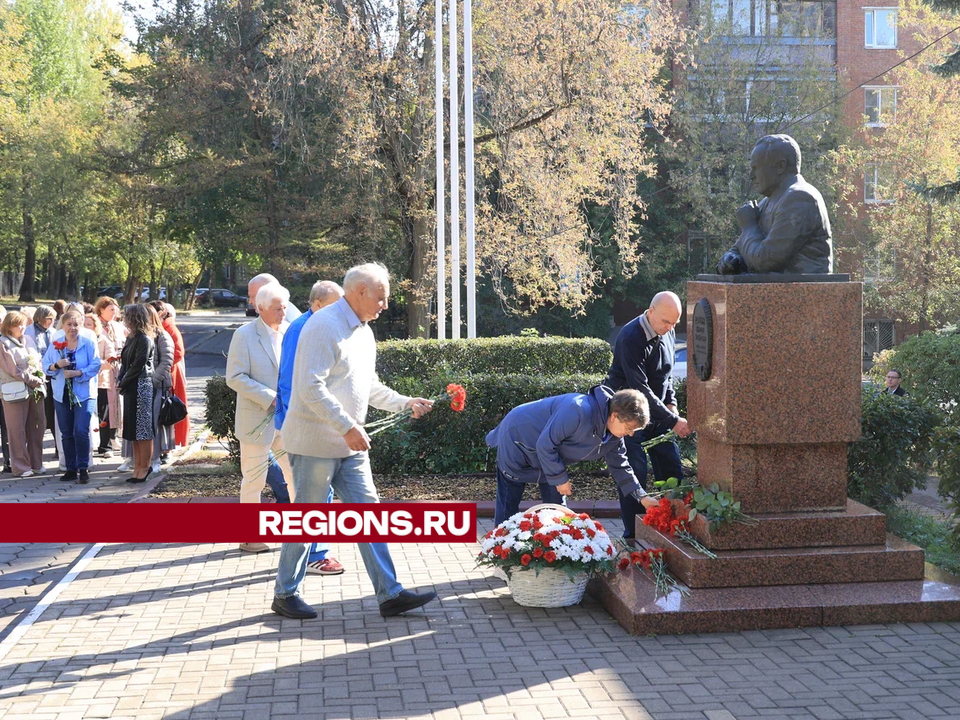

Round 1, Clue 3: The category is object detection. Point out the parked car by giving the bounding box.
[245,298,257,317]
[671,345,687,380]
[196,288,246,308]
[114,287,165,302]
[97,285,123,297]
[194,287,209,297]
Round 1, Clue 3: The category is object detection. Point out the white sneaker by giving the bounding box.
[110,439,121,451]
[151,460,161,473]
[19,470,34,478]
[117,459,133,472]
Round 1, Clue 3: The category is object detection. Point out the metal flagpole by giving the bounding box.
[449,0,461,339]
[435,0,445,340]
[464,0,476,339]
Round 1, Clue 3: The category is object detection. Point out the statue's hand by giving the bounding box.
[736,201,760,230]
[717,249,748,275]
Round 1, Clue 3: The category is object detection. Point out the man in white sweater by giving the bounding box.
[272,263,438,619]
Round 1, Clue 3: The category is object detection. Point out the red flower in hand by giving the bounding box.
[446,383,467,412]
[53,340,68,351]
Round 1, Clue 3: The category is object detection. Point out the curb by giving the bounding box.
[128,430,211,503]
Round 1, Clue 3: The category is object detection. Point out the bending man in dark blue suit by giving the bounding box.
[486,385,657,525]
[606,291,692,537]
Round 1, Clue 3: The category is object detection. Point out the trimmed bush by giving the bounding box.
[847,387,938,509]
[204,375,240,463]
[369,373,606,474]
[376,337,613,383]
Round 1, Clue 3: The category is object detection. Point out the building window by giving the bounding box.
[865,8,897,49]
[710,0,835,38]
[865,165,894,204]
[863,319,895,362]
[864,87,897,126]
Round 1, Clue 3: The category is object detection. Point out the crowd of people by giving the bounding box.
[0,298,190,483]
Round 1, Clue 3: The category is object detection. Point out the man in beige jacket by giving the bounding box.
[226,281,295,553]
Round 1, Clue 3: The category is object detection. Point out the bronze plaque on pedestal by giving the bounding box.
[692,298,713,381]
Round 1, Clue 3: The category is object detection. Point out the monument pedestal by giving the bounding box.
[591,276,960,633]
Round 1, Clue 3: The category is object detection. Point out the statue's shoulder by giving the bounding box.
[781,175,826,207]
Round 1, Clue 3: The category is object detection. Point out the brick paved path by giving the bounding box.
[2,519,960,720]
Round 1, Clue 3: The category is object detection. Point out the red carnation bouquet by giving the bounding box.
[365,383,466,436]
[52,339,80,407]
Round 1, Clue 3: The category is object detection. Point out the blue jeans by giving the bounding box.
[493,468,564,525]
[266,455,329,563]
[54,398,96,472]
[274,452,401,603]
[618,424,683,537]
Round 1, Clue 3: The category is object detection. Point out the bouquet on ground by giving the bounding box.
[26,350,46,402]
[477,506,618,580]
[52,340,79,407]
[616,545,689,598]
[365,382,466,436]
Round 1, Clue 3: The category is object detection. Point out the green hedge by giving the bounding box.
[376,337,612,383]
[847,387,938,509]
[369,373,605,474]
[204,375,240,463]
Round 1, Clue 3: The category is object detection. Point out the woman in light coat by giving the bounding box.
[93,297,125,456]
[0,311,47,477]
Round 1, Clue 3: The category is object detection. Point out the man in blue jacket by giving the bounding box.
[274,279,345,575]
[486,386,657,524]
[606,291,691,537]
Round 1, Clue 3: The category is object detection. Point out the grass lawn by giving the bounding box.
[887,503,960,575]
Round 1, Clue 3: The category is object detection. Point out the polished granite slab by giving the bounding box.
[634,525,925,589]
[589,562,960,635]
[664,498,888,551]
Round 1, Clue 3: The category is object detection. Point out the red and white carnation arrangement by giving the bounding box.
[477,507,618,579]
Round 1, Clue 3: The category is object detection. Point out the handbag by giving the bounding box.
[1,381,28,402]
[159,391,188,426]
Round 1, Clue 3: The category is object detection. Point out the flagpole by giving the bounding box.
[464,0,476,339]
[435,0,445,340]
[449,0,461,339]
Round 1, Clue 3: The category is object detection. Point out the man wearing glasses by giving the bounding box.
[885,370,908,397]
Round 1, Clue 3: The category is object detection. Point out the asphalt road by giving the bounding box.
[178,308,243,426]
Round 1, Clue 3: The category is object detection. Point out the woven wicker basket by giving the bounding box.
[507,566,590,607]
[504,503,589,608]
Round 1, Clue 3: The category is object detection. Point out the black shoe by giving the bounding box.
[271,595,318,619]
[160,453,169,464]
[378,589,438,618]
[60,470,77,482]
[78,469,89,484]
[126,475,146,484]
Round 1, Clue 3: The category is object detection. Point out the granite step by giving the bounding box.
[649,498,889,551]
[588,562,960,635]
[634,525,925,589]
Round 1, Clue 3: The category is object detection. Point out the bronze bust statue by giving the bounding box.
[717,134,833,275]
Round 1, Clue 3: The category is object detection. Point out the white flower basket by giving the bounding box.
[507,566,590,608]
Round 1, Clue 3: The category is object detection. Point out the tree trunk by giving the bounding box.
[407,215,432,338]
[18,206,36,302]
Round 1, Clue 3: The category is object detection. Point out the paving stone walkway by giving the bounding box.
[2,517,960,719]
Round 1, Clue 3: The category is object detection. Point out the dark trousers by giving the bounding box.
[617,424,683,538]
[494,468,564,525]
[0,402,8,471]
[96,389,116,451]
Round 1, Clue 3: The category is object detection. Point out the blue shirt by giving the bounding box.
[42,335,102,404]
[275,308,314,430]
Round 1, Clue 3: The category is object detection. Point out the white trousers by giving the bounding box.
[239,431,295,504]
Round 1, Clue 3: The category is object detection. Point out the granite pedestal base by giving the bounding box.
[589,563,960,635]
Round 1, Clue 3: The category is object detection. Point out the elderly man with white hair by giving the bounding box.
[247,273,302,324]
[226,280,296,553]
[272,262,437,619]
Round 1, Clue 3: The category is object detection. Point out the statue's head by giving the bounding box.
[750,134,801,197]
